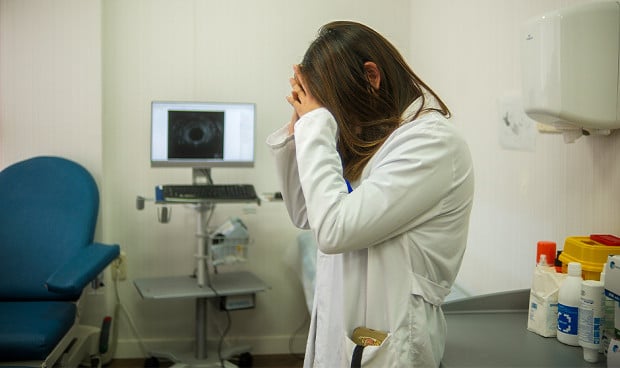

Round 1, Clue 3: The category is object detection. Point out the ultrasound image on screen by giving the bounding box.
[168,111,224,159]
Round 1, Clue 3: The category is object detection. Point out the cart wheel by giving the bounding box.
[238,352,253,367]
[144,356,160,367]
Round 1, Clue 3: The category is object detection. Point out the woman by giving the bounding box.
[266,21,474,367]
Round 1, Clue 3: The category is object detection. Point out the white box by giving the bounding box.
[604,255,620,301]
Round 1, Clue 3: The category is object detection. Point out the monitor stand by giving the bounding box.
[192,168,213,185]
[191,168,215,288]
[134,167,266,365]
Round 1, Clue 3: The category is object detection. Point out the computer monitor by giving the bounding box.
[150,101,255,168]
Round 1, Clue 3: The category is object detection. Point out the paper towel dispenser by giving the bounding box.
[521,1,620,142]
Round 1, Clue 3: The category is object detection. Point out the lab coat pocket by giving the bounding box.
[344,332,392,367]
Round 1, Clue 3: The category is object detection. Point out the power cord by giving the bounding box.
[205,264,233,368]
[217,306,232,367]
[199,205,232,368]
[103,262,149,363]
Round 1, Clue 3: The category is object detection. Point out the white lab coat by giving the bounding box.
[266,101,474,367]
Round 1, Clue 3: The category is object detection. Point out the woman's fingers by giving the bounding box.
[287,64,320,118]
[289,77,305,101]
[293,64,307,91]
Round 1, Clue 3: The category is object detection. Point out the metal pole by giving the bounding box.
[196,205,206,287]
[195,297,207,359]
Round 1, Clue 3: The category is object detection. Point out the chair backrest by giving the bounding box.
[0,156,100,301]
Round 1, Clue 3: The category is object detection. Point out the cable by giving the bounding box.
[217,307,232,367]
[116,278,149,355]
[198,205,231,368]
[103,263,149,363]
[197,275,231,368]
[201,254,232,368]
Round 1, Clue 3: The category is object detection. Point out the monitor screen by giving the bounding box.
[151,101,255,168]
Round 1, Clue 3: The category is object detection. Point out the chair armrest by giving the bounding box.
[45,243,121,295]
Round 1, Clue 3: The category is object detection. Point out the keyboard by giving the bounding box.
[161,184,258,203]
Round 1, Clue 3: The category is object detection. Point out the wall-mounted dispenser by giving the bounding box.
[521,1,620,143]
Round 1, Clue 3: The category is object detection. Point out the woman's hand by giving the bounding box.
[286,65,322,134]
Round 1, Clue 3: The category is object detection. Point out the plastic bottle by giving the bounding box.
[527,253,563,337]
[616,302,620,340]
[600,260,616,355]
[558,262,583,346]
[578,280,604,363]
[536,241,556,266]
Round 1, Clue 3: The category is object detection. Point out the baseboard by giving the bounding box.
[113,335,306,359]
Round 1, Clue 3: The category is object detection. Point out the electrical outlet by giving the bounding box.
[111,251,127,281]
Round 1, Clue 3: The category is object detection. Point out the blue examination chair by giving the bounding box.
[0,156,120,367]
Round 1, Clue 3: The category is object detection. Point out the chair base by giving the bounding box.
[0,324,101,368]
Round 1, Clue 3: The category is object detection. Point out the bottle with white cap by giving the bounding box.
[578,279,604,363]
[557,262,583,346]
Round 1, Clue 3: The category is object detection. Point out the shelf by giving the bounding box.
[134,271,268,300]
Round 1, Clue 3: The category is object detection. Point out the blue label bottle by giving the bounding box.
[557,262,583,346]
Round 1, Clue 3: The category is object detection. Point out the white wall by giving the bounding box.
[101,0,411,357]
[0,0,102,174]
[409,0,620,296]
[3,0,620,360]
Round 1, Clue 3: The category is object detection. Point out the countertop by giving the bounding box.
[441,289,607,367]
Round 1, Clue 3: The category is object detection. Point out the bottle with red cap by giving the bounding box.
[536,240,556,267]
[527,240,562,337]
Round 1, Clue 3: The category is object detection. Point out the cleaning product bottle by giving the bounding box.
[578,280,604,363]
[536,241,556,267]
[600,259,616,355]
[558,262,583,346]
[527,253,564,337]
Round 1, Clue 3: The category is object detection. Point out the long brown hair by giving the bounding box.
[300,21,450,181]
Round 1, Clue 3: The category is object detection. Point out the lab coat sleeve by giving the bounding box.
[265,123,310,229]
[294,108,466,254]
